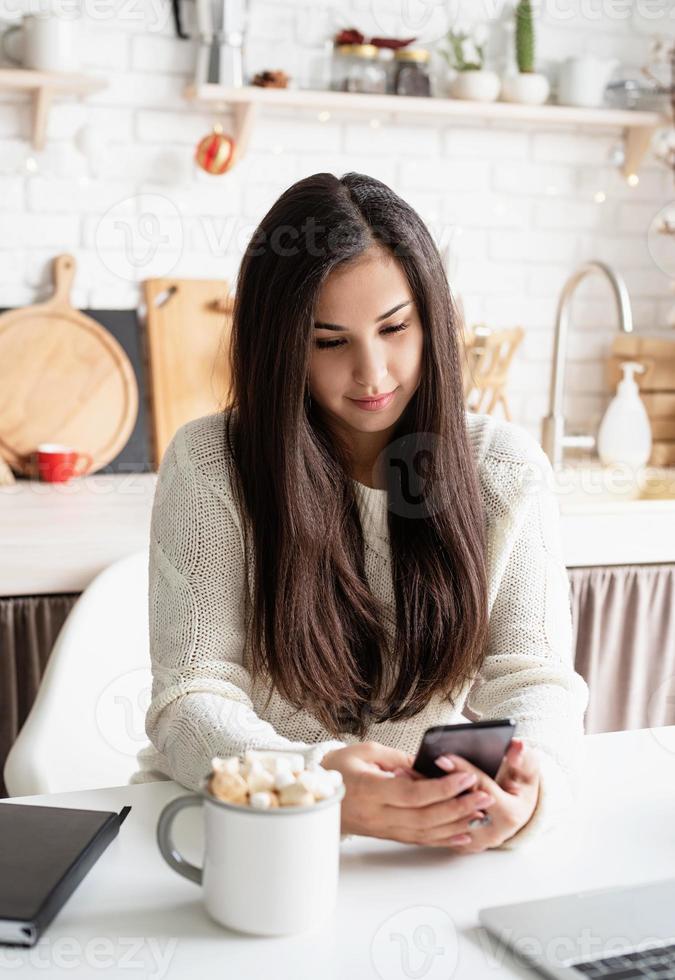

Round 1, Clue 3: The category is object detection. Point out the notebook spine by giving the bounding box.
[31,812,123,944]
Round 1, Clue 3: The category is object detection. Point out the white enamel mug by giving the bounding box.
[0,14,81,72]
[157,777,346,936]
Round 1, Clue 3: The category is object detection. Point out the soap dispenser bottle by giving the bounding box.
[597,360,652,467]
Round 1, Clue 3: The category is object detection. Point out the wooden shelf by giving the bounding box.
[185,83,668,177]
[0,68,107,151]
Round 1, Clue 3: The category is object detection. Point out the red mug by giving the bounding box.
[36,444,93,483]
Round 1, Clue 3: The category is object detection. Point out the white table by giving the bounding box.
[2,726,675,979]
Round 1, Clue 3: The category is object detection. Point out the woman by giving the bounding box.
[133,172,589,853]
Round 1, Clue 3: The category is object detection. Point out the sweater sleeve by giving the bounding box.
[143,423,347,793]
[464,438,590,850]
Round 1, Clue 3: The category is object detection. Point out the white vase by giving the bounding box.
[500,72,550,105]
[449,69,501,102]
[557,56,619,108]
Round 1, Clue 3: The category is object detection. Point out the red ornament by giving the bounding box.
[195,124,236,175]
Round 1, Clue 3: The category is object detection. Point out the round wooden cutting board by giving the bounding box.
[0,254,138,477]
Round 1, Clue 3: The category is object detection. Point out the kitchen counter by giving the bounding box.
[552,462,675,566]
[0,474,157,596]
[558,497,675,566]
[2,471,674,745]
[2,471,675,595]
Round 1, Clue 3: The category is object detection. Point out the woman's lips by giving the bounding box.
[348,390,397,411]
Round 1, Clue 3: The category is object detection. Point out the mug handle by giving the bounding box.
[156,794,204,885]
[73,452,94,476]
[0,25,22,66]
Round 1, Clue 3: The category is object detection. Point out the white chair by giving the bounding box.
[4,549,153,797]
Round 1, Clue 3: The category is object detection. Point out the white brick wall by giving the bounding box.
[0,0,673,442]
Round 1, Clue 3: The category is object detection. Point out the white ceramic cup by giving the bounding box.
[0,14,81,72]
[157,777,346,936]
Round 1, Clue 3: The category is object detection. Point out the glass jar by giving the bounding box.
[331,44,356,92]
[394,48,432,97]
[344,43,387,94]
[376,46,397,95]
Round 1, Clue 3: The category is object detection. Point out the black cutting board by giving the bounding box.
[1,307,153,474]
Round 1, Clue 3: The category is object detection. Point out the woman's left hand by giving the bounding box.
[393,738,541,852]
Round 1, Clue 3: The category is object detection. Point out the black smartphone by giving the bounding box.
[411,719,517,792]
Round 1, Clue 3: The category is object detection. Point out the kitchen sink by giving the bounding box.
[549,460,675,565]
[549,462,675,566]
[551,462,675,508]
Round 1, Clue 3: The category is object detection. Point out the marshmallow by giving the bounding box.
[208,771,248,805]
[324,768,344,789]
[244,750,305,775]
[249,791,280,809]
[296,770,319,793]
[207,752,341,809]
[241,757,264,776]
[246,767,276,793]
[278,782,316,807]
[270,756,294,776]
[211,755,240,776]
[313,774,340,801]
[273,769,295,791]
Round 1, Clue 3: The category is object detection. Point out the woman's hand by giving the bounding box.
[321,738,540,851]
[424,738,541,852]
[319,741,498,846]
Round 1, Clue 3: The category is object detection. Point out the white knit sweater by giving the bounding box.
[132,409,589,850]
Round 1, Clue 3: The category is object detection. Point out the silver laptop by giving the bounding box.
[479,877,675,979]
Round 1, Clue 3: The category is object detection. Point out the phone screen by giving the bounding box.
[411,719,516,781]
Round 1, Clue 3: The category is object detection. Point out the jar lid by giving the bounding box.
[350,44,379,59]
[394,48,431,62]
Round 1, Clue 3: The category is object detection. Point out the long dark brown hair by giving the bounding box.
[224,171,488,738]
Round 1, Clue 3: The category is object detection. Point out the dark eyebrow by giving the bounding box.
[314,300,412,332]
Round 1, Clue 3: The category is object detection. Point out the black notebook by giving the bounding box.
[0,802,131,947]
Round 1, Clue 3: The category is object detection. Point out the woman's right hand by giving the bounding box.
[320,740,495,847]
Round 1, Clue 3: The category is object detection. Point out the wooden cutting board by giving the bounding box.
[0,255,138,477]
[142,277,234,468]
[608,334,675,391]
[606,335,675,467]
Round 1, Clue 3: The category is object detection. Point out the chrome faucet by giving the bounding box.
[541,260,634,468]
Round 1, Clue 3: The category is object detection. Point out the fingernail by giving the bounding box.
[449,834,471,845]
[458,772,477,788]
[435,755,455,771]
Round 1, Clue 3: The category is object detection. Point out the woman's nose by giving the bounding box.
[353,349,388,389]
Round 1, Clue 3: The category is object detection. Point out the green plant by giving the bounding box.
[515,0,535,73]
[441,29,486,72]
